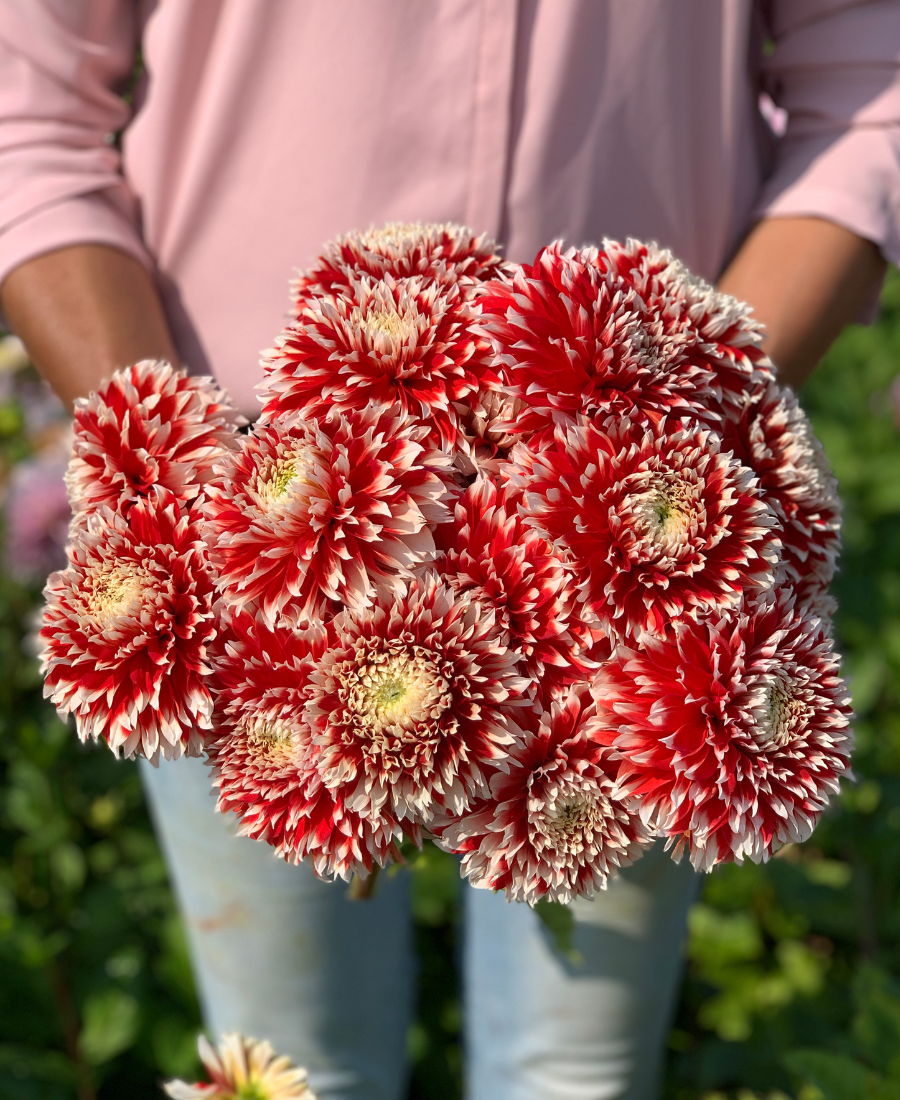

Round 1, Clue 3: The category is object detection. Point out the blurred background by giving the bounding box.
[2,273,900,1100]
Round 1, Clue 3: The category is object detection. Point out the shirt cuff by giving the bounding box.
[755,125,900,266]
[0,189,151,290]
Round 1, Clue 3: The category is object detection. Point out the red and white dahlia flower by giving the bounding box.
[292,221,511,307]
[723,377,841,604]
[509,415,782,639]
[40,491,216,761]
[164,1032,315,1100]
[476,241,718,439]
[65,360,242,523]
[603,237,775,410]
[207,609,406,880]
[203,407,450,627]
[259,273,500,449]
[591,592,853,870]
[435,477,592,700]
[305,575,528,824]
[437,685,652,904]
[207,608,322,846]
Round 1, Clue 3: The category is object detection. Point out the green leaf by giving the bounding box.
[786,1049,878,1100]
[50,842,86,893]
[77,988,140,1065]
[534,898,580,962]
[853,968,900,1073]
[406,843,460,927]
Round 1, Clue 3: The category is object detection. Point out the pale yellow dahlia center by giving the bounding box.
[360,304,421,351]
[85,563,147,624]
[348,646,452,739]
[254,447,316,513]
[755,676,813,749]
[631,476,699,555]
[533,786,610,854]
[243,716,302,765]
[359,222,426,252]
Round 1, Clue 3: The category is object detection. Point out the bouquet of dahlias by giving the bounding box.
[40,223,852,905]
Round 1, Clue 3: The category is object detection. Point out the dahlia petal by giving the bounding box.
[164,1032,315,1099]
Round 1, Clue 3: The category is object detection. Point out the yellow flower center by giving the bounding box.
[235,1084,268,1100]
[254,447,316,513]
[361,304,420,348]
[359,222,426,252]
[85,564,146,624]
[545,796,593,838]
[628,474,700,558]
[530,785,612,856]
[347,646,452,740]
[755,676,813,749]
[243,716,302,765]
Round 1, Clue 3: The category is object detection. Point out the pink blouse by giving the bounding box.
[1,0,899,415]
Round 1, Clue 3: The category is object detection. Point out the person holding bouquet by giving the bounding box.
[1,3,897,1098]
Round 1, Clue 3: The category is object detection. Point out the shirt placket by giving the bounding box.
[464,0,521,241]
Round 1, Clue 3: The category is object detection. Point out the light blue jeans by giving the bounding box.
[141,756,699,1100]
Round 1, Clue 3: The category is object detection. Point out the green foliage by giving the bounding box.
[404,844,464,1099]
[0,581,204,1099]
[534,897,580,962]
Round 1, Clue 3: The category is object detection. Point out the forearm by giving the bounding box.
[0,245,178,412]
[718,216,885,390]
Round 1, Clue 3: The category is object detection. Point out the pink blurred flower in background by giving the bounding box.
[4,438,72,583]
[0,336,72,585]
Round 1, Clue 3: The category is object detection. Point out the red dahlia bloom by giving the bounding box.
[476,242,718,438]
[40,492,216,761]
[259,274,500,449]
[591,593,853,869]
[603,238,774,409]
[284,773,414,882]
[66,360,242,523]
[723,377,841,604]
[437,685,652,904]
[292,222,511,307]
[435,478,592,700]
[305,575,528,825]
[207,610,406,879]
[208,607,322,847]
[204,407,450,627]
[509,415,781,639]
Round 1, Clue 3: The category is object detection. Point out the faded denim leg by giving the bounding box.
[464,841,701,1100]
[140,755,415,1100]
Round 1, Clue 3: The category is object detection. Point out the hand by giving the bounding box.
[0,244,178,412]
[718,216,886,390]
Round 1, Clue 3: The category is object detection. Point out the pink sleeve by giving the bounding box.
[0,0,150,289]
[758,0,900,264]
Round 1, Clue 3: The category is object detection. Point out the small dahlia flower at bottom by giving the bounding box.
[164,1033,315,1099]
